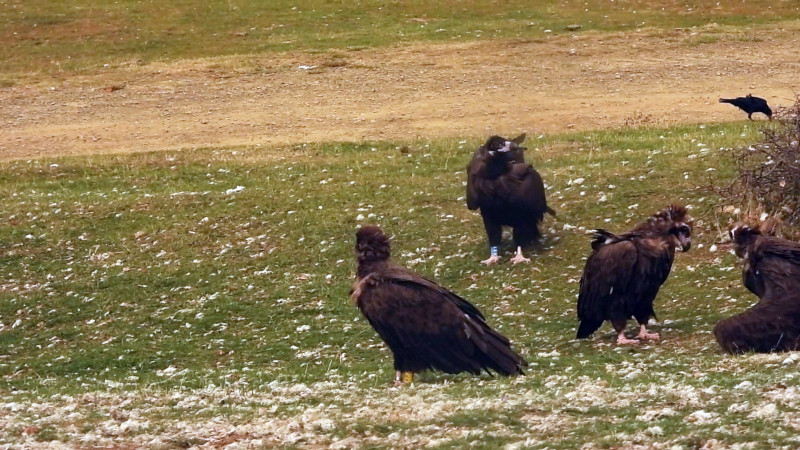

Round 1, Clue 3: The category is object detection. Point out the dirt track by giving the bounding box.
[2,23,798,161]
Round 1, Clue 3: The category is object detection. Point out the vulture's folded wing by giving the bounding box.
[355,269,525,375]
[578,240,638,321]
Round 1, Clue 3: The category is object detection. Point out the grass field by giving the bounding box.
[4,122,800,447]
[2,0,800,77]
[4,0,800,447]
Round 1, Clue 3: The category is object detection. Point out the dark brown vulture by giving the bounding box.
[713,223,800,354]
[351,225,528,384]
[576,205,693,344]
[466,134,555,265]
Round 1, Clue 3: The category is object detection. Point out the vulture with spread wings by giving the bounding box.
[714,223,800,353]
[576,205,693,344]
[351,225,528,385]
[466,134,555,265]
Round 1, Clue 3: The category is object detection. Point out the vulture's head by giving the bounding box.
[483,134,526,162]
[638,204,693,252]
[355,225,391,263]
[729,223,761,258]
[484,135,514,155]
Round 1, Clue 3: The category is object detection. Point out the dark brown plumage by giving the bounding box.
[714,223,800,354]
[576,205,693,344]
[466,134,554,265]
[351,225,528,384]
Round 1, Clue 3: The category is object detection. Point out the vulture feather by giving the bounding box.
[714,223,800,354]
[351,225,528,384]
[466,134,554,265]
[576,205,693,344]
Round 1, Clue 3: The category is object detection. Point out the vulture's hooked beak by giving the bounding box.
[496,141,512,153]
[678,235,692,252]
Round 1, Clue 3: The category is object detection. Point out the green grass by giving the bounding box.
[2,0,799,77]
[2,121,800,446]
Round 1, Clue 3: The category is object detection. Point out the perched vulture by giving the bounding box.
[719,94,773,120]
[466,134,555,265]
[351,225,528,384]
[576,205,693,344]
[713,223,800,354]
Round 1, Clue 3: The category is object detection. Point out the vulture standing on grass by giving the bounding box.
[576,205,693,344]
[351,225,528,385]
[714,223,800,354]
[466,134,555,265]
[719,94,773,120]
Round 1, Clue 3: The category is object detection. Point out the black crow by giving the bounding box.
[719,94,773,120]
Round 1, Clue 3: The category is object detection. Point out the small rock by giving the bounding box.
[565,24,582,31]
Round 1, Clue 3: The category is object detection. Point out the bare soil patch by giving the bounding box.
[1,23,798,161]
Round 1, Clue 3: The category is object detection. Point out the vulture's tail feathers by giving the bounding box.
[590,229,619,250]
[576,319,603,339]
[469,321,527,376]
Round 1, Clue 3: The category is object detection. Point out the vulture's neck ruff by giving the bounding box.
[355,225,391,278]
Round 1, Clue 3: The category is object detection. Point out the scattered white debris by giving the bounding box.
[684,410,718,424]
[647,426,664,436]
[748,403,779,419]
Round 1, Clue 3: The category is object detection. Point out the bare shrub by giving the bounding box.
[717,96,800,228]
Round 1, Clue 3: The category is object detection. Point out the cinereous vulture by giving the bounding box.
[714,223,800,353]
[576,205,693,344]
[466,134,555,265]
[351,225,528,384]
